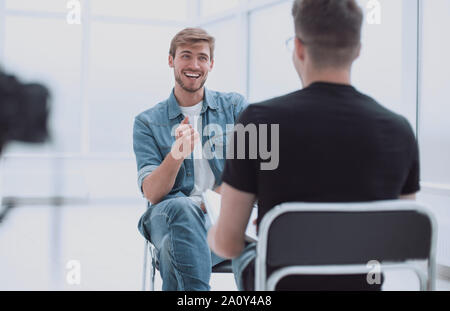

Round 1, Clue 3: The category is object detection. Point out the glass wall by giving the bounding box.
[418,0,450,268]
[203,17,247,95]
[353,0,418,130]
[91,0,189,20]
[248,0,299,102]
[201,0,240,17]
[0,0,422,199]
[420,0,450,185]
[0,1,187,200]
[3,16,83,153]
[87,23,179,153]
[5,0,67,12]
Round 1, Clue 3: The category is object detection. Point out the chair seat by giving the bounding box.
[212,260,232,273]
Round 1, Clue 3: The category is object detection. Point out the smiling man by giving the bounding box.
[133,28,247,291]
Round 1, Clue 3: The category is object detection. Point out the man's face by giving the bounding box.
[169,42,214,93]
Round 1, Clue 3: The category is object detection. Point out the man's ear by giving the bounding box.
[294,37,306,62]
[168,54,174,68]
[355,42,362,59]
[209,58,214,72]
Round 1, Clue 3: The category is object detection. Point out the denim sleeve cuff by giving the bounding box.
[137,165,159,196]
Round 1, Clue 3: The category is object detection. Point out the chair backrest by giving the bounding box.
[255,200,437,291]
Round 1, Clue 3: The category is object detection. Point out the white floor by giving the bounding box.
[0,204,449,291]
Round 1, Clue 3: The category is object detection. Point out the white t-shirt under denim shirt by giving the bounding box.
[179,102,215,207]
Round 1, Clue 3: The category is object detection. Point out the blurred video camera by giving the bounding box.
[0,71,50,153]
[0,70,50,223]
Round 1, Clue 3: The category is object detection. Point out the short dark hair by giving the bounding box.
[169,28,215,60]
[292,0,363,68]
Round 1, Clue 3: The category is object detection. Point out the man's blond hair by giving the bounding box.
[169,28,215,60]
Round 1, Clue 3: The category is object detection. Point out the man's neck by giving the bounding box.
[302,67,352,88]
[174,84,204,107]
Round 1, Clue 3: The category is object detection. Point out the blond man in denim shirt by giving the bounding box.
[133,28,247,291]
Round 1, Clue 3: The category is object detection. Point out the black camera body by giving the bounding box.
[0,71,50,223]
[0,71,50,152]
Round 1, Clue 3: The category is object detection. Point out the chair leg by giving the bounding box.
[150,244,156,291]
[142,240,149,291]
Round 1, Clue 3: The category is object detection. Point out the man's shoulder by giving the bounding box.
[239,90,302,120]
[384,111,416,138]
[353,92,415,135]
[345,91,416,141]
[135,99,169,126]
[256,90,303,106]
[206,89,246,107]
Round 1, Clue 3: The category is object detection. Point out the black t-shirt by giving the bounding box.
[222,82,420,227]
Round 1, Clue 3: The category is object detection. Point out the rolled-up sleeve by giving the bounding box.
[133,117,162,195]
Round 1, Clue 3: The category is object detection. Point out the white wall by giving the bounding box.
[418,0,450,268]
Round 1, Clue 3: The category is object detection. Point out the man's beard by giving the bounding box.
[175,71,208,93]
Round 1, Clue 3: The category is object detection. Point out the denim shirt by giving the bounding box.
[133,88,248,203]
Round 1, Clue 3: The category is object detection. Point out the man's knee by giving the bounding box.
[160,197,204,224]
[158,234,171,261]
[138,197,205,247]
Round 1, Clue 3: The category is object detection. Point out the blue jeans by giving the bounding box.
[231,243,257,291]
[138,197,226,291]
